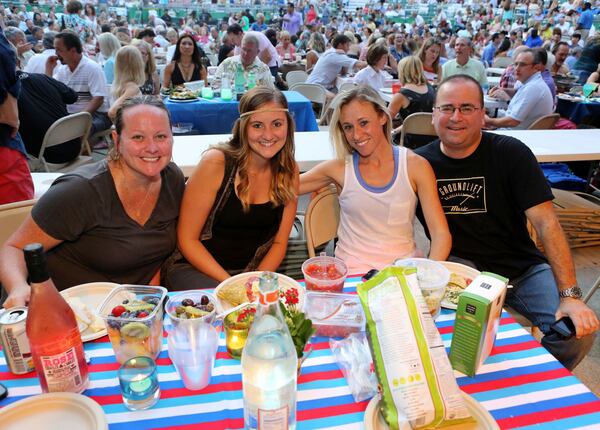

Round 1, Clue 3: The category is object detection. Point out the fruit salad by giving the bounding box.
[98,286,167,364]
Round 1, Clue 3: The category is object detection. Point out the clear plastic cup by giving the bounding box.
[394,258,450,319]
[165,291,219,390]
[301,254,348,293]
[98,285,167,364]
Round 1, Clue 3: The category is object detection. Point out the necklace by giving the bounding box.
[113,162,161,224]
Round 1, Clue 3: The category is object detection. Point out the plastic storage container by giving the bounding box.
[305,292,365,337]
[301,254,348,293]
[394,258,450,318]
[98,285,167,364]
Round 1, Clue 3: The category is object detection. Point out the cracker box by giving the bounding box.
[449,272,508,377]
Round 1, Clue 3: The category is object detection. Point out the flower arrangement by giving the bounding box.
[280,287,315,359]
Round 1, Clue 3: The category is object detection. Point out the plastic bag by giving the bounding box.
[329,332,378,402]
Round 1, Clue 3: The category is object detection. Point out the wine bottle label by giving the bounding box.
[40,346,84,392]
[258,405,288,430]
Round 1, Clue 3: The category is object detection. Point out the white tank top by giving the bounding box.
[335,146,418,274]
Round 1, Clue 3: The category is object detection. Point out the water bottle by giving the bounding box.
[247,72,256,90]
[235,63,246,96]
[241,272,297,430]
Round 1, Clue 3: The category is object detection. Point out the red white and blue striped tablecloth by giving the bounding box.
[2,277,600,429]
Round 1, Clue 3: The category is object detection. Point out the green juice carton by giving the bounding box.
[449,272,508,377]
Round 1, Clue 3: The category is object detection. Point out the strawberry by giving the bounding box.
[137,311,149,318]
[112,305,126,317]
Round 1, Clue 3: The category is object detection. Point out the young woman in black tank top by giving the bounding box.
[161,34,207,89]
[167,87,299,289]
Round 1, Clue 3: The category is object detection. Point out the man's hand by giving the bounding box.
[489,86,510,101]
[556,298,599,339]
[16,42,32,56]
[45,55,59,76]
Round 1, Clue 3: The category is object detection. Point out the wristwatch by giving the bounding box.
[558,286,583,300]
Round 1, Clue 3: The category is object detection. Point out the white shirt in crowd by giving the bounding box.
[53,56,109,114]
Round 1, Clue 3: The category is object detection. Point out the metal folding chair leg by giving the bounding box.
[584,275,600,304]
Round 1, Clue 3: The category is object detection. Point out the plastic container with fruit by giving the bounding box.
[301,253,348,293]
[165,292,217,326]
[304,292,365,337]
[393,258,450,319]
[98,285,167,364]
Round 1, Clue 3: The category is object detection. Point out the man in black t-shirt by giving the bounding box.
[416,74,598,370]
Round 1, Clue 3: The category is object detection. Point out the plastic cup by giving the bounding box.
[167,324,218,390]
[118,356,160,410]
[394,258,450,319]
[301,254,348,293]
[98,285,167,364]
[392,82,402,94]
[166,292,219,390]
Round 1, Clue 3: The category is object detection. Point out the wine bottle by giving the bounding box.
[24,243,89,393]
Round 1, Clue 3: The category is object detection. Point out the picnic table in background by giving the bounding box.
[164,90,319,135]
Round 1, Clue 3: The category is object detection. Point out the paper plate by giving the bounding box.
[439,262,481,310]
[60,282,119,342]
[168,96,199,103]
[214,271,305,314]
[380,88,394,94]
[364,392,499,430]
[0,393,108,430]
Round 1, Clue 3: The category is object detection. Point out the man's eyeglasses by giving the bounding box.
[434,104,481,115]
[514,61,534,68]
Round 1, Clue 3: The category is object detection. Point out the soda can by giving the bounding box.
[0,307,35,375]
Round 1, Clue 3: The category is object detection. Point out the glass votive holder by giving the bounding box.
[220,87,233,101]
[118,356,161,411]
[201,86,214,99]
[224,306,255,359]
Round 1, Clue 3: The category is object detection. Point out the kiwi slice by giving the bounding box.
[120,321,151,339]
[124,300,155,313]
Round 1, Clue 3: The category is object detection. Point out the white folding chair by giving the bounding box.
[286,70,308,88]
[290,82,327,122]
[28,112,94,173]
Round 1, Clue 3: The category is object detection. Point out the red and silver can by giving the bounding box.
[0,307,35,375]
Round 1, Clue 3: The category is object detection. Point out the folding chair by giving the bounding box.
[0,199,35,246]
[27,112,94,173]
[290,83,328,123]
[527,113,560,130]
[304,185,340,258]
[286,70,308,88]
[399,112,438,149]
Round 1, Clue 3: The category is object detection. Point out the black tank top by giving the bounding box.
[202,156,284,271]
[170,63,202,86]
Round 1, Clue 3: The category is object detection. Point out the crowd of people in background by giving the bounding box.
[1,0,599,190]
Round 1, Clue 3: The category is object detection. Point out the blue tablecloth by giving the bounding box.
[556,98,600,124]
[165,90,319,134]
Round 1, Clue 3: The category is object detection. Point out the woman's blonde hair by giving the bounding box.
[112,46,146,98]
[279,30,290,40]
[329,85,392,160]
[131,38,156,76]
[308,32,326,53]
[214,87,296,211]
[97,32,120,58]
[397,55,427,86]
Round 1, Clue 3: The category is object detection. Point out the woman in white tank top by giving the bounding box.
[299,86,451,274]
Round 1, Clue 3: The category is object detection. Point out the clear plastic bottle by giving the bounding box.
[24,243,89,393]
[247,72,256,90]
[235,63,247,95]
[241,272,298,430]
